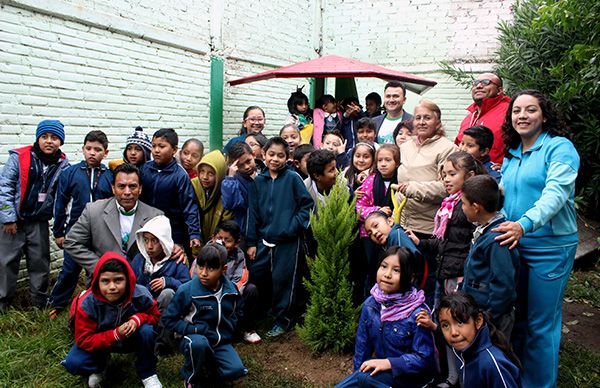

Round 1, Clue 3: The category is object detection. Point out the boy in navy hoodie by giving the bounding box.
[49,130,109,316]
[162,243,247,387]
[461,175,519,338]
[246,136,314,337]
[61,252,162,388]
[459,125,501,182]
[140,128,201,255]
[0,119,69,310]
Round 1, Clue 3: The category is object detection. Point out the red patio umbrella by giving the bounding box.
[228,55,437,94]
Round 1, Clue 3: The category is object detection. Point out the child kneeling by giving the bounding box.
[336,247,436,388]
[162,243,247,387]
[61,252,162,388]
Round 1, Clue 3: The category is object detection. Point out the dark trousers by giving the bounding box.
[248,237,305,329]
[239,283,259,331]
[61,323,157,379]
[179,334,247,384]
[49,250,84,309]
[0,220,50,308]
[336,371,395,388]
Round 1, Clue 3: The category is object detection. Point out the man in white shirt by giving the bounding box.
[374,81,413,144]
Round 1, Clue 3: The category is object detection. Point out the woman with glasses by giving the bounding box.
[454,73,511,164]
[223,106,266,154]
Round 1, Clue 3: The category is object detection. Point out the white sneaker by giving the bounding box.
[243,331,262,344]
[142,374,163,388]
[88,373,103,388]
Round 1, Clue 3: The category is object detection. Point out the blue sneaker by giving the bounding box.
[266,324,286,337]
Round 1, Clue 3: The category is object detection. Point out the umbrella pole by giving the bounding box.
[209,56,224,151]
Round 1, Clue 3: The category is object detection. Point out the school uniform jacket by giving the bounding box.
[245,165,314,246]
[221,172,253,234]
[53,160,108,238]
[161,276,241,347]
[454,324,521,388]
[0,145,69,223]
[70,252,160,352]
[140,159,201,244]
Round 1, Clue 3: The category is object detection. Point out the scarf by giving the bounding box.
[372,171,397,209]
[370,285,426,322]
[433,191,461,239]
[32,142,61,165]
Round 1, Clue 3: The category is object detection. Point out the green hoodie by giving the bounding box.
[191,150,233,240]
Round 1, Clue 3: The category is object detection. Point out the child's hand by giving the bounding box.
[3,223,17,235]
[337,140,347,155]
[354,189,366,200]
[228,159,239,176]
[357,171,369,185]
[380,206,392,216]
[55,236,65,249]
[190,239,201,249]
[149,277,165,292]
[396,182,409,194]
[416,309,437,331]
[405,229,420,245]
[491,162,502,172]
[246,246,257,261]
[359,358,392,376]
[171,244,186,264]
[118,320,138,338]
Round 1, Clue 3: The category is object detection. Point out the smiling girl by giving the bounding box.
[336,247,436,388]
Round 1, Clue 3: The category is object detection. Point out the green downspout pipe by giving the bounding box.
[209,56,224,151]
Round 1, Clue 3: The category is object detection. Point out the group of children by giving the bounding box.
[0,84,524,387]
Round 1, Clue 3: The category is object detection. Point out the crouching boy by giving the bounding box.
[61,252,162,388]
[162,243,247,387]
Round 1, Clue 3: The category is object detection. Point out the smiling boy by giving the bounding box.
[246,136,314,337]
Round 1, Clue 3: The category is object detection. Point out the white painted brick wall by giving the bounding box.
[322,0,513,137]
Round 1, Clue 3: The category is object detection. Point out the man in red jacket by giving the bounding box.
[454,73,511,164]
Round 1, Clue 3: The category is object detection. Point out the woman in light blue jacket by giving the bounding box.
[493,90,579,388]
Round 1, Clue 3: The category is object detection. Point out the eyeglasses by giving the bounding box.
[472,79,500,87]
[245,117,265,123]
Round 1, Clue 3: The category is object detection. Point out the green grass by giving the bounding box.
[558,341,600,387]
[0,307,308,387]
[565,261,600,308]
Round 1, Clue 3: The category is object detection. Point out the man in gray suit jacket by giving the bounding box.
[64,163,178,274]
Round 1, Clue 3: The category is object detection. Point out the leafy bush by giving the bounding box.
[441,0,600,217]
[297,175,360,353]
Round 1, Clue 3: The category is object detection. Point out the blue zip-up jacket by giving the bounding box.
[454,324,521,388]
[501,132,579,248]
[353,294,436,386]
[246,165,314,246]
[130,252,191,298]
[140,159,201,244]
[462,216,519,323]
[481,155,501,183]
[161,275,240,347]
[386,224,420,256]
[0,146,69,223]
[53,161,107,238]
[221,172,253,234]
[96,168,114,200]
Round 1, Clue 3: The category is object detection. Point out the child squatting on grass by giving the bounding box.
[61,252,162,388]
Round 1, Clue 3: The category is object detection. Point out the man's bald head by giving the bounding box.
[471,73,503,104]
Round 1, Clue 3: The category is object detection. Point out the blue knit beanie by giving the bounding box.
[36,120,65,145]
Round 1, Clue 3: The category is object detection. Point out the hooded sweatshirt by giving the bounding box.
[69,251,160,352]
[131,215,190,297]
[191,150,233,240]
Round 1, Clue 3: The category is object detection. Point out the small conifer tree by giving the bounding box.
[298,175,360,353]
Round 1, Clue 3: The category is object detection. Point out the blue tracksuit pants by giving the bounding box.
[179,334,247,384]
[61,323,157,379]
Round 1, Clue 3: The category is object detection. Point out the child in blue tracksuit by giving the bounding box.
[425,292,522,388]
[162,243,247,387]
[246,137,314,337]
[0,120,69,310]
[221,141,257,239]
[336,247,436,388]
[140,128,201,251]
[49,130,109,314]
[461,175,519,338]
